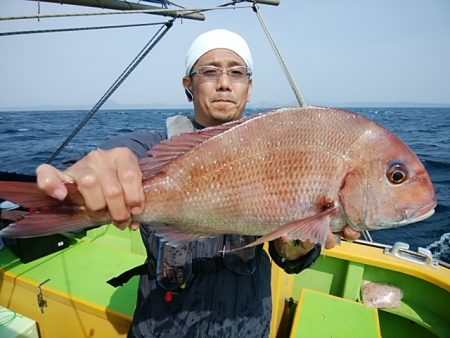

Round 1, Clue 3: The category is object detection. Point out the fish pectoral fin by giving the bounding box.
[226,207,338,253]
[151,224,214,247]
[273,207,338,246]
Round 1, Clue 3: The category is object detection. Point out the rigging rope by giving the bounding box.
[252,3,307,107]
[0,21,167,37]
[46,19,175,164]
[362,230,374,242]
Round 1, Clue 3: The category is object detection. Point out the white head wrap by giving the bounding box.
[185,29,253,76]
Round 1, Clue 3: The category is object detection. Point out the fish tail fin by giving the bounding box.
[0,181,107,238]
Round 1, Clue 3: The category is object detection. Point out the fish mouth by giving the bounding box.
[356,201,437,230]
[395,207,435,226]
[394,200,437,226]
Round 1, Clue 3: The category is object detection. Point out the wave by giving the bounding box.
[115,128,134,133]
[423,159,450,170]
[426,232,450,263]
[435,203,450,214]
[422,159,450,186]
[2,129,29,134]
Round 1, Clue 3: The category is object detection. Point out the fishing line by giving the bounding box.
[0,22,168,37]
[46,19,175,164]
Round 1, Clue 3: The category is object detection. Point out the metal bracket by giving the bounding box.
[37,278,51,314]
[384,242,438,268]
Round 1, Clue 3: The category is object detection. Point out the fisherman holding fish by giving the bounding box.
[0,26,437,337]
[0,27,436,337]
[24,29,367,337]
[31,29,367,337]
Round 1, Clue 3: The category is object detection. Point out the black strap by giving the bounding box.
[107,257,156,287]
[106,255,225,288]
[268,241,321,274]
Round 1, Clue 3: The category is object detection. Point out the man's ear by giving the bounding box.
[182,77,194,102]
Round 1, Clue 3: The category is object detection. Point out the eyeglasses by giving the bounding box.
[190,65,252,82]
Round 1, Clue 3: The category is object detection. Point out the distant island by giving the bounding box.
[1,101,449,112]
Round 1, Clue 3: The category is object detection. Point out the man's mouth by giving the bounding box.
[214,98,234,103]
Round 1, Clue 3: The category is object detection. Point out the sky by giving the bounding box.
[0,0,449,110]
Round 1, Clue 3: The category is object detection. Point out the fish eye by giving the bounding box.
[387,164,408,184]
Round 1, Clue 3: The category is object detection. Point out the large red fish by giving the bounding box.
[0,107,436,248]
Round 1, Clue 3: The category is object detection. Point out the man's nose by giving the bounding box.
[216,71,232,89]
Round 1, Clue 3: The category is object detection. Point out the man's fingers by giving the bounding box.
[72,150,129,223]
[130,221,141,231]
[116,149,145,214]
[325,233,337,249]
[100,148,143,224]
[299,239,316,251]
[342,226,361,241]
[113,219,133,230]
[67,163,108,211]
[36,148,144,231]
[325,226,361,250]
[76,169,133,229]
[36,164,72,200]
[76,148,142,226]
[101,177,131,225]
[113,220,141,231]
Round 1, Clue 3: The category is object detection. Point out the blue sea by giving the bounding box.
[0,107,449,263]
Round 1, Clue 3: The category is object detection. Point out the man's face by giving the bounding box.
[183,49,253,127]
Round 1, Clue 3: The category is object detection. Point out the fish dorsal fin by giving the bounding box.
[140,114,261,179]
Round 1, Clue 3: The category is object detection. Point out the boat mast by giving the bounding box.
[26,0,205,21]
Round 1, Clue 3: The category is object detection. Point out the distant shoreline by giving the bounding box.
[1,103,450,112]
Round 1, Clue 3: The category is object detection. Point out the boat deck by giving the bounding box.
[1,225,449,338]
[0,226,144,337]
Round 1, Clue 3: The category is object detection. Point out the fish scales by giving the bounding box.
[139,107,382,234]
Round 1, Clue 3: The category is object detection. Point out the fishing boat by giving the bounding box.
[1,224,449,337]
[0,1,449,337]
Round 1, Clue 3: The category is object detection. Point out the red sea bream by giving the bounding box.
[0,107,437,247]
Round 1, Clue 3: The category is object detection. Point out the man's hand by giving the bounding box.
[325,226,361,249]
[274,225,361,261]
[36,147,144,230]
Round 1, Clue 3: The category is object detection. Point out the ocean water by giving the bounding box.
[0,107,449,263]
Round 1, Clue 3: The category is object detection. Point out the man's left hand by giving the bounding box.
[273,225,361,261]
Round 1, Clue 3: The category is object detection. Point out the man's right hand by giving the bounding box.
[36,147,144,230]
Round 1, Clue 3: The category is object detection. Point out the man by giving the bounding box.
[37,29,359,337]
